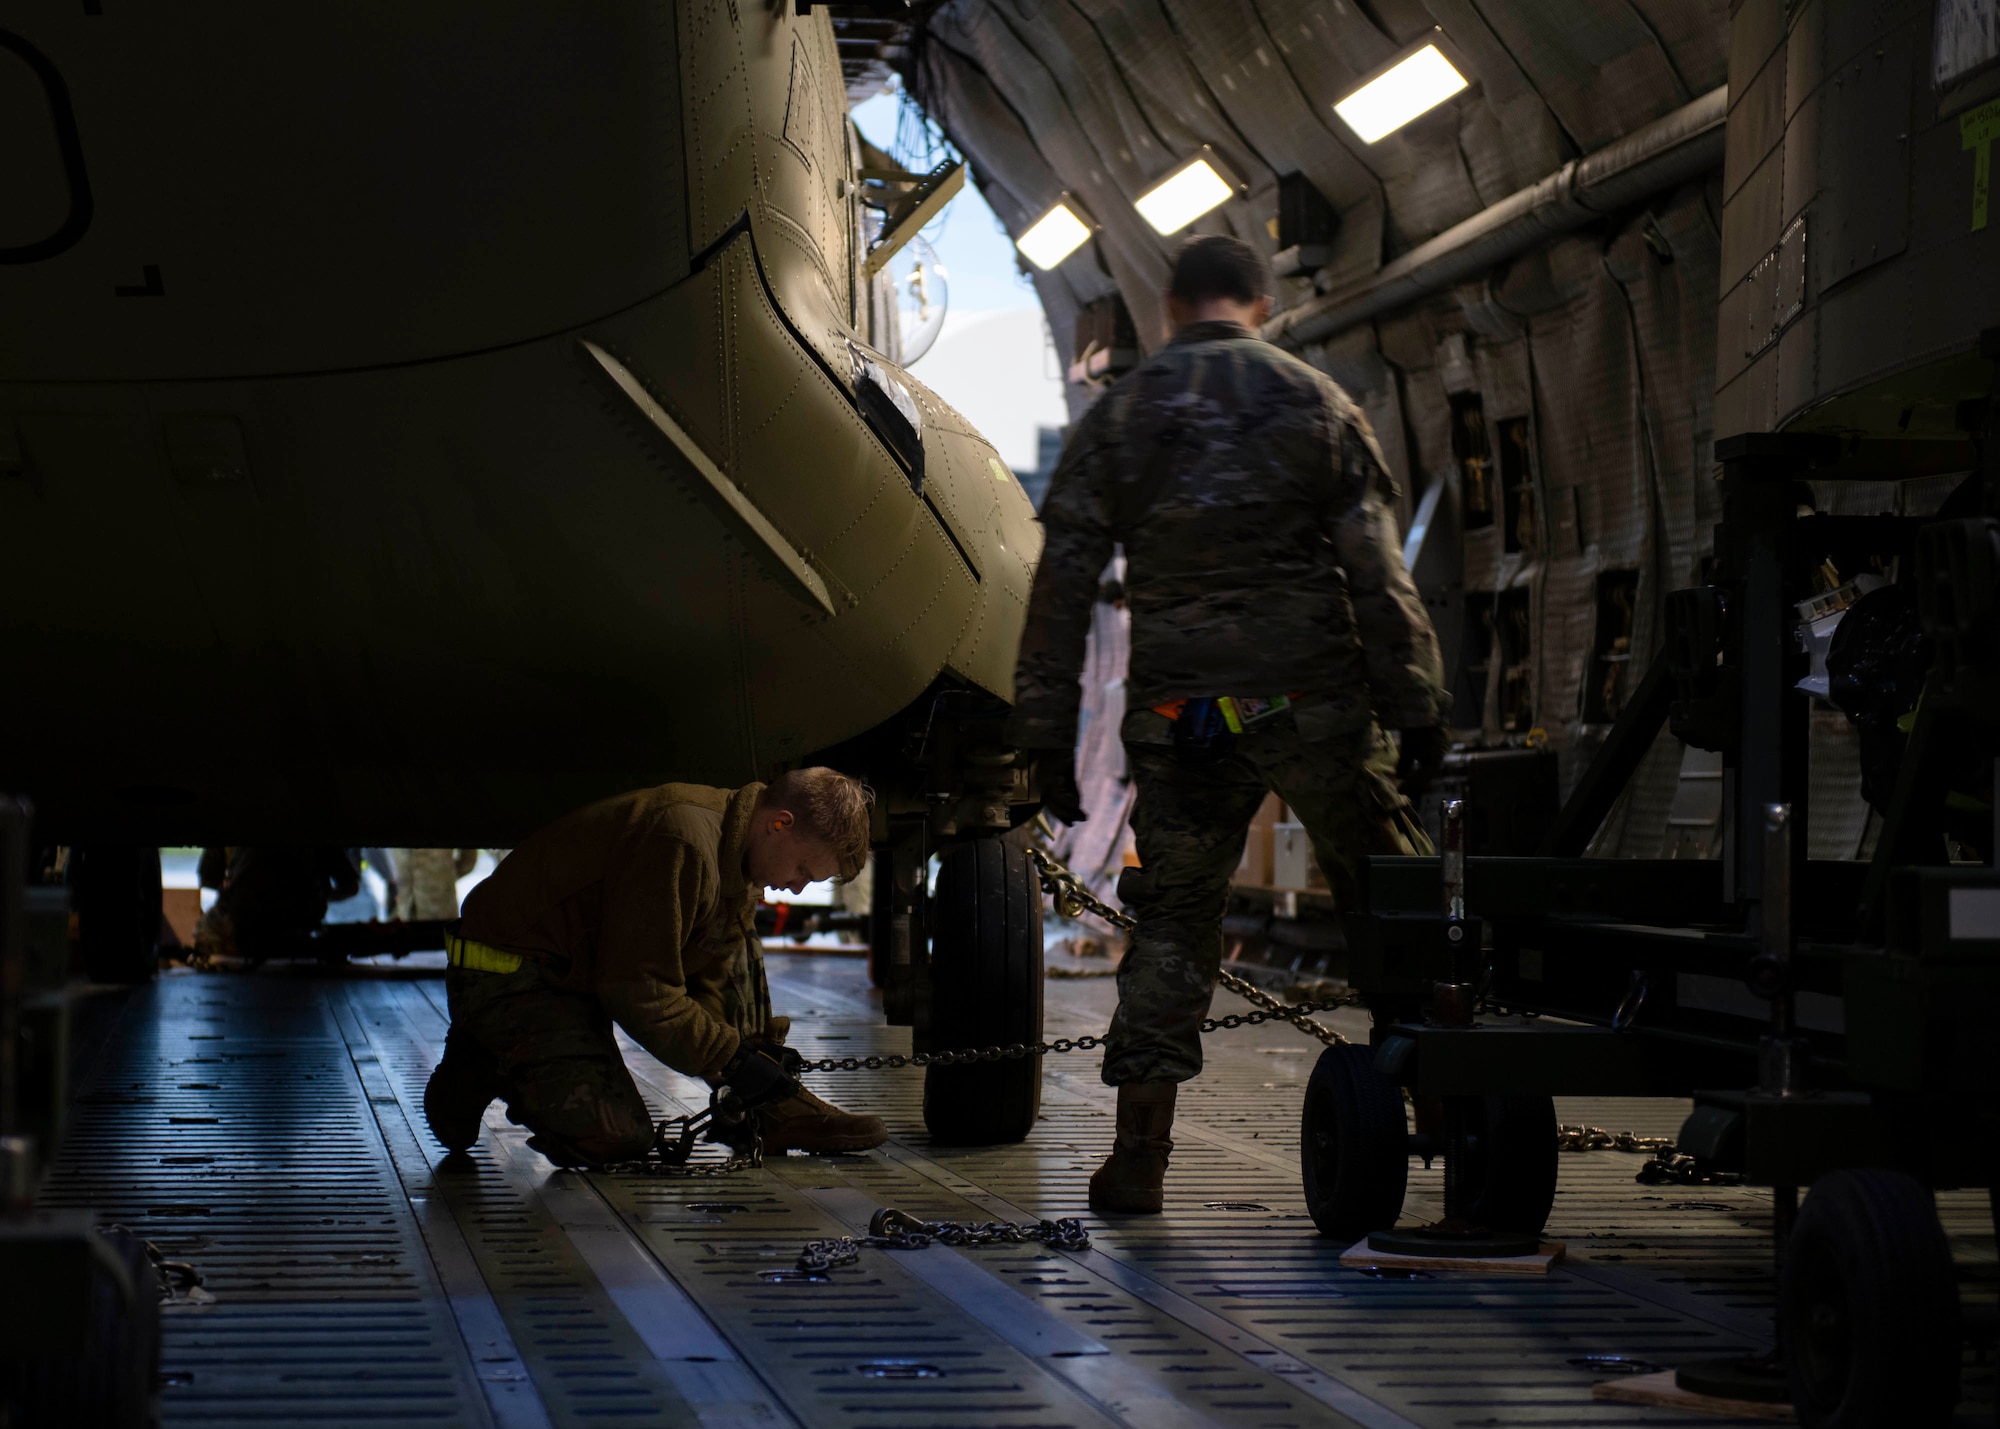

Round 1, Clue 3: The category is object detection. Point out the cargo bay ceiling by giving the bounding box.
[853,0,1808,859]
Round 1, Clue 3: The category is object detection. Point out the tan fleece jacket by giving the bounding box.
[457,782,763,1077]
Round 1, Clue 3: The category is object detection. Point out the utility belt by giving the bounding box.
[443,923,523,975]
[1150,693,1302,757]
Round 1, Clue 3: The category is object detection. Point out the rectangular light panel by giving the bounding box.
[1334,43,1469,143]
[1017,201,1092,270]
[1134,157,1235,236]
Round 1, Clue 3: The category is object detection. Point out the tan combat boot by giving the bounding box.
[1089,1083,1178,1214]
[747,1016,886,1153]
[759,1085,888,1153]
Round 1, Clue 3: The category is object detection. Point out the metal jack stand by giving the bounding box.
[1674,802,1800,1404]
[1337,422,1998,1424]
[1368,801,1545,1260]
[0,796,162,1425]
[0,799,29,1214]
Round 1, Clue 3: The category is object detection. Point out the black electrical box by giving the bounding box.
[1274,173,1338,278]
[1071,294,1140,382]
[1415,746,1560,854]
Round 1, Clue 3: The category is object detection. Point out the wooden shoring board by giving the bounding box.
[1592,1369,1796,1420]
[1339,1237,1566,1274]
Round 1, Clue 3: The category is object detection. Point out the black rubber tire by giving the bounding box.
[923,834,1043,1145]
[1781,1168,1959,1428]
[1300,1043,1409,1240]
[1445,1092,1558,1234]
[0,1226,160,1427]
[73,846,163,984]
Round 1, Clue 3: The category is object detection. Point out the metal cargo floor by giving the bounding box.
[40,954,1998,1427]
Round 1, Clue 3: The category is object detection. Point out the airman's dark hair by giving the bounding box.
[1168,234,1271,306]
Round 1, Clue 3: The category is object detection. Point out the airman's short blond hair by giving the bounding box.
[760,767,874,880]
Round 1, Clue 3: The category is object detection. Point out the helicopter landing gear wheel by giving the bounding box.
[922,834,1044,1145]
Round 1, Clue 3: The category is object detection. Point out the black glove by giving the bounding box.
[1031,748,1087,825]
[716,1039,801,1113]
[1395,725,1450,794]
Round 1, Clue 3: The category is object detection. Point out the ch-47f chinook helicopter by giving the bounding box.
[0,3,1045,1142]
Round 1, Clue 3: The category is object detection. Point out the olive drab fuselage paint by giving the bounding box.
[0,5,1039,844]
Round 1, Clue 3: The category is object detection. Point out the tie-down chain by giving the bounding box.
[1031,845,1694,1177]
[796,1207,1092,1273]
[588,849,1355,1180]
[783,848,1361,1076]
[597,844,1691,1180]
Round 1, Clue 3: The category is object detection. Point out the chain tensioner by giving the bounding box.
[595,1090,767,1178]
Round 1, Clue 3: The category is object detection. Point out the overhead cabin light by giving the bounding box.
[1017,199,1093,270]
[1334,40,1469,143]
[1134,148,1241,235]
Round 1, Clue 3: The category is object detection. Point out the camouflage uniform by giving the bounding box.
[1011,320,1448,1087]
[443,932,771,1165]
[443,783,776,1165]
[1109,705,1427,1084]
[392,848,480,921]
[194,846,360,961]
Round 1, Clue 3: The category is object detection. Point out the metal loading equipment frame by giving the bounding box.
[1327,424,2000,1424]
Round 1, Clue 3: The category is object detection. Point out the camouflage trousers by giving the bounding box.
[443,943,772,1166]
[1102,700,1431,1087]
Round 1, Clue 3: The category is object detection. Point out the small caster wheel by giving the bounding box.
[1443,1092,1557,1235]
[1781,1168,1958,1428]
[1300,1043,1408,1240]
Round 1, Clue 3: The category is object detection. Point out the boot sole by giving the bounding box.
[423,1073,493,1152]
[762,1128,889,1154]
[1089,1194,1164,1215]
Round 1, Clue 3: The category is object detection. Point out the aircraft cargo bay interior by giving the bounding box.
[3,2,1998,1426]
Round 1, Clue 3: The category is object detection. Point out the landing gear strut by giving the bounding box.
[70,846,162,984]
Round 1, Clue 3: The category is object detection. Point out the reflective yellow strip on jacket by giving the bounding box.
[443,930,522,974]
